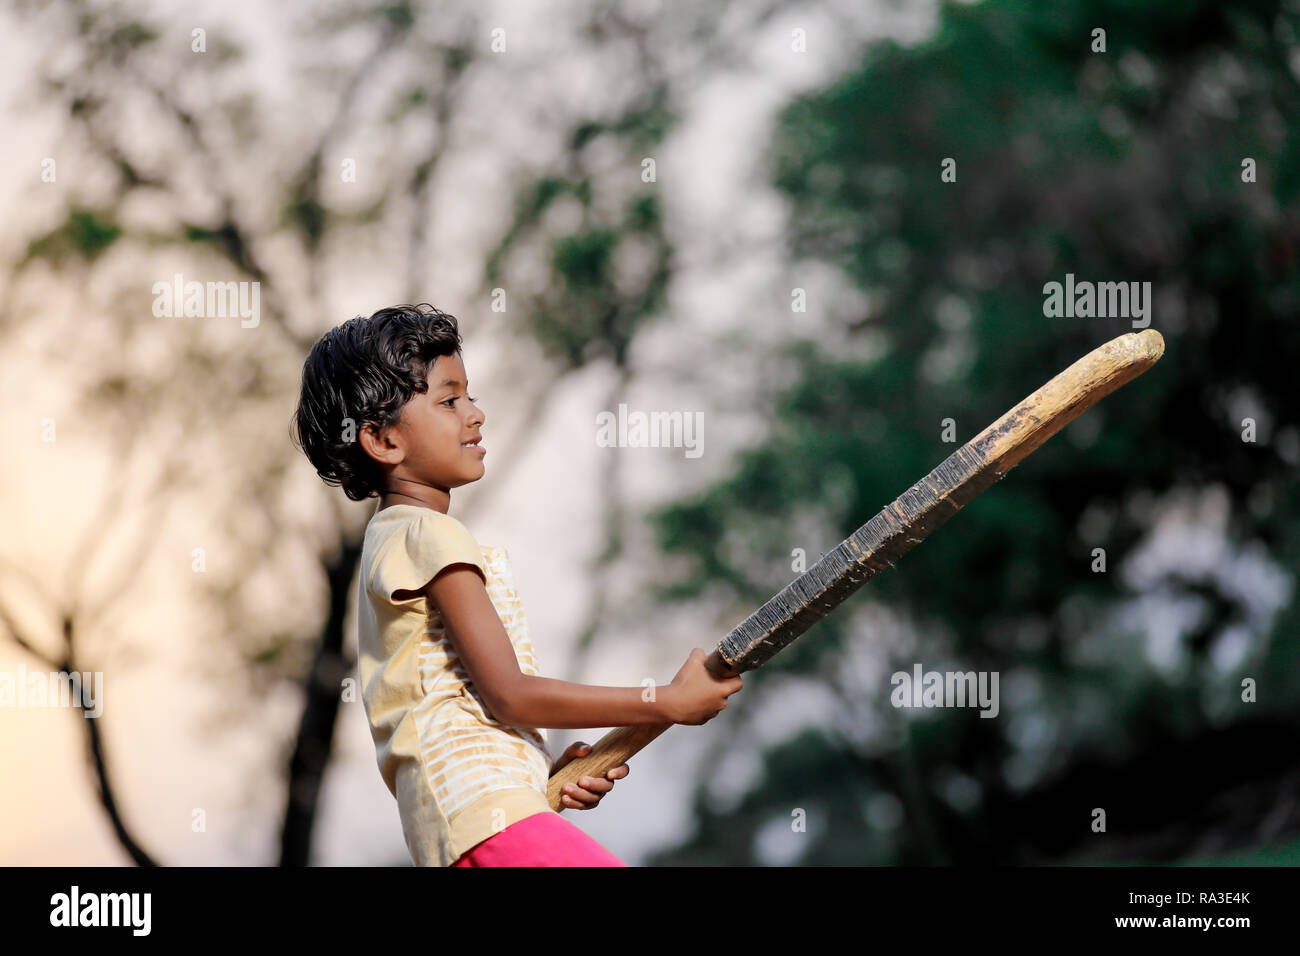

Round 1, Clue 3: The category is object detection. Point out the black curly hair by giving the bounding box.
[290,303,466,501]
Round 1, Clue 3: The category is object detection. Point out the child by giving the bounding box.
[291,303,743,866]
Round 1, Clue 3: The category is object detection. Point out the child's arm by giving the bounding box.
[425,565,740,729]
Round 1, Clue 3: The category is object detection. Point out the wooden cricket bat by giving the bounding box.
[547,329,1165,811]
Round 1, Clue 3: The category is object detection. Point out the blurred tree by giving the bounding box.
[647,0,1300,864]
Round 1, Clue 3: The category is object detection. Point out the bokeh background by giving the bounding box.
[1,0,1297,866]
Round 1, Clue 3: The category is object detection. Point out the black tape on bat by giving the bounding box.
[717,441,1002,672]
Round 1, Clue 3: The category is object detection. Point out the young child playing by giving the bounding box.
[291,302,743,866]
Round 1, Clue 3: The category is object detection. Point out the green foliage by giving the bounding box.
[651,0,1300,864]
[25,208,122,265]
[486,177,672,367]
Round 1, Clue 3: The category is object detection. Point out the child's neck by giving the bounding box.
[379,486,450,514]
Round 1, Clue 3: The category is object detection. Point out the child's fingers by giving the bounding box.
[562,792,597,808]
[574,776,614,795]
[604,764,630,780]
[562,782,597,802]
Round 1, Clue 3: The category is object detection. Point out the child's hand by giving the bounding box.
[549,742,629,810]
[664,647,744,725]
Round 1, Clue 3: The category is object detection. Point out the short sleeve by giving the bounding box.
[369,511,487,605]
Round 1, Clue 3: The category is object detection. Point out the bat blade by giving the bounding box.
[717,328,1165,672]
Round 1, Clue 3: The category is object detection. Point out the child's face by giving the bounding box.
[381,352,487,492]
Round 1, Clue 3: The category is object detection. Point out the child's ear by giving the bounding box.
[358,421,405,466]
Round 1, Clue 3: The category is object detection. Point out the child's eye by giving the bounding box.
[442,395,480,407]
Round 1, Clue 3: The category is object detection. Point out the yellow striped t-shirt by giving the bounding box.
[357,503,555,866]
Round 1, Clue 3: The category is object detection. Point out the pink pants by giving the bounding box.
[452,811,628,867]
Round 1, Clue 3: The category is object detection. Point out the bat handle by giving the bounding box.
[545,648,741,812]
